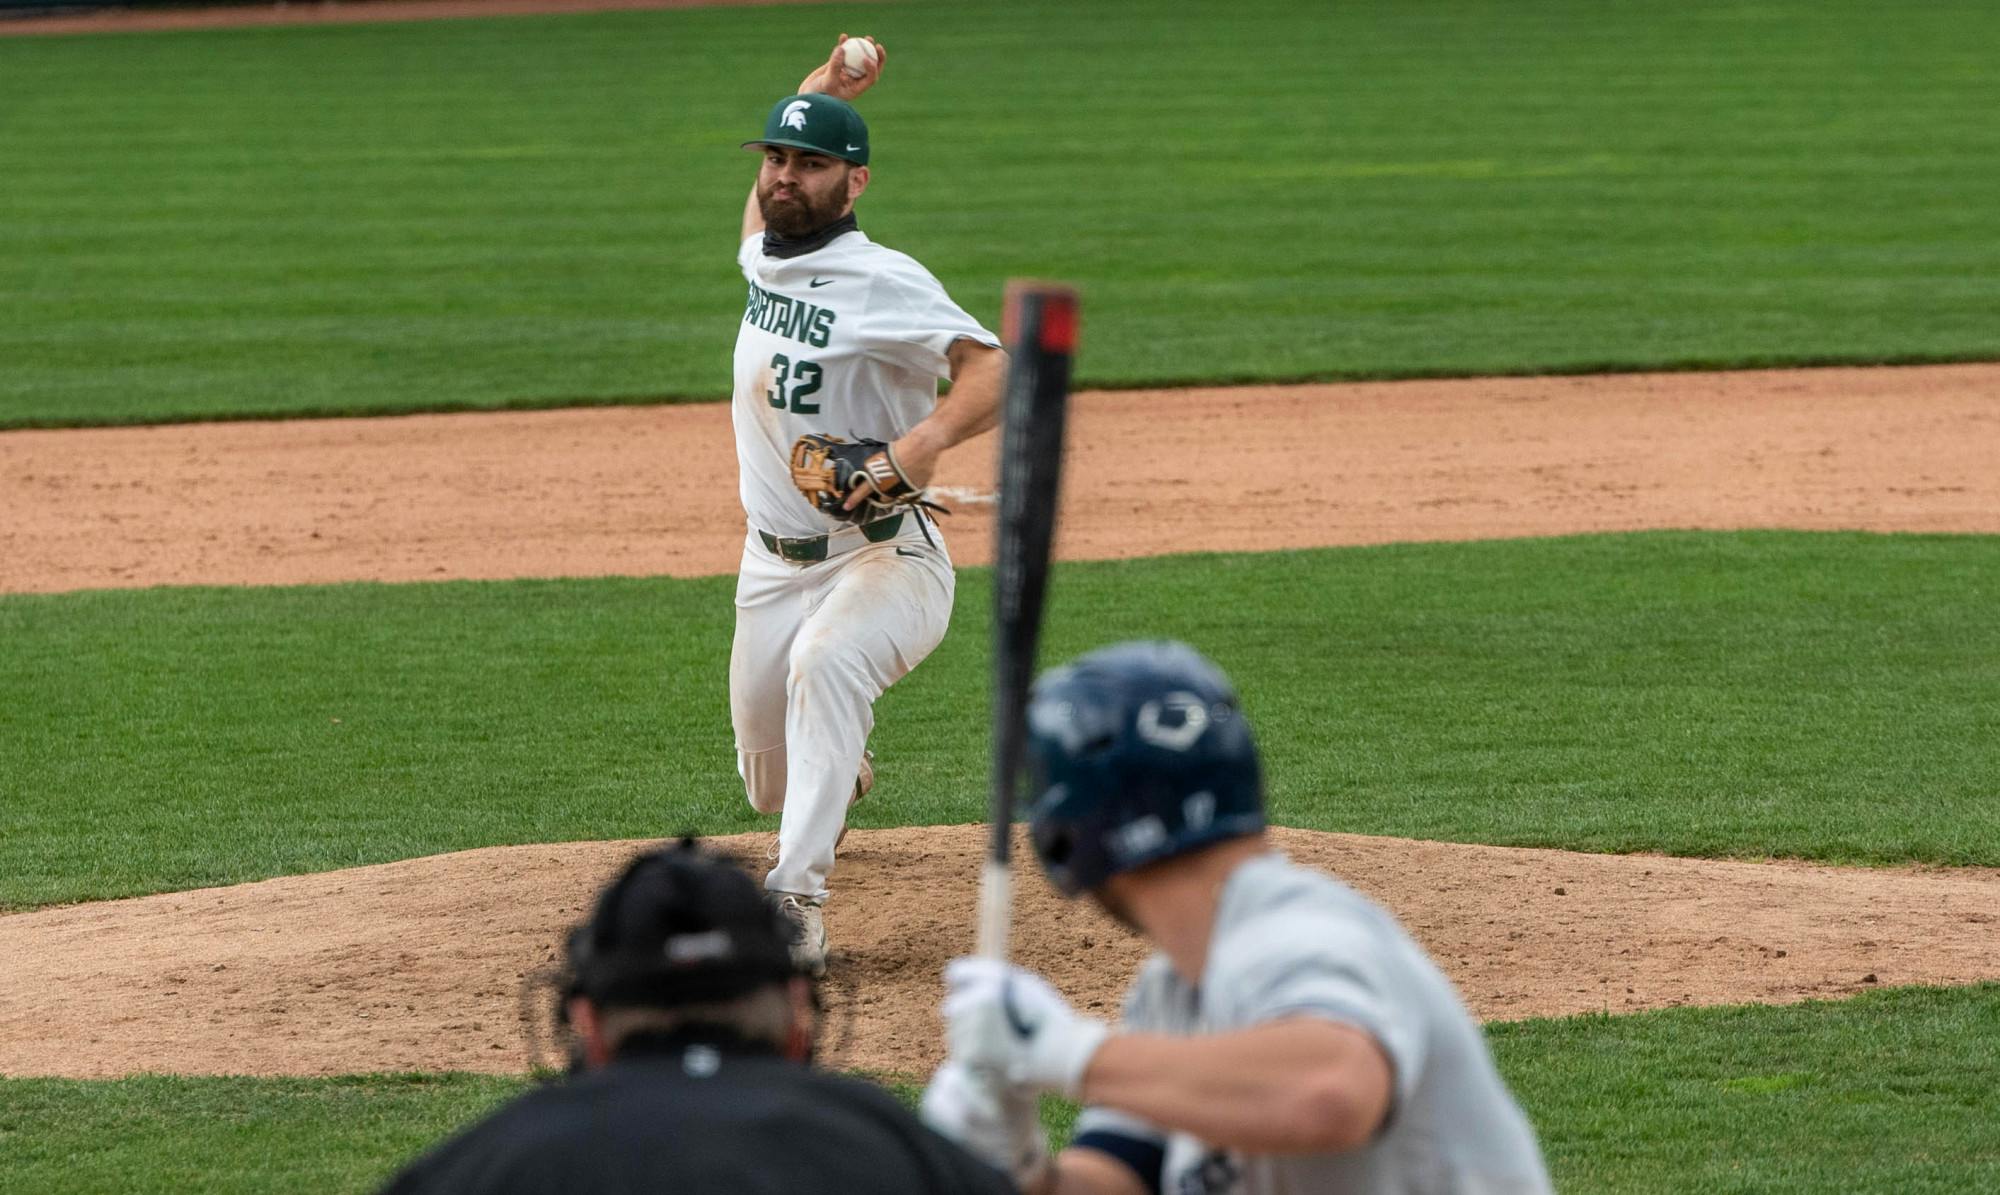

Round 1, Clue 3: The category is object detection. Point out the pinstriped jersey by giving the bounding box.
[1072,854,1552,1195]
[733,231,998,539]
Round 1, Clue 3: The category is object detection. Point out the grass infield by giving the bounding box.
[3,0,1998,425]
[1,985,1993,1194]
[4,531,1996,909]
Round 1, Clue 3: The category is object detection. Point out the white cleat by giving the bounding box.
[774,893,828,975]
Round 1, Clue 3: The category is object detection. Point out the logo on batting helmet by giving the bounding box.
[1025,641,1265,897]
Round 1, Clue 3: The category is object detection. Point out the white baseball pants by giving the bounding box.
[730,520,955,902]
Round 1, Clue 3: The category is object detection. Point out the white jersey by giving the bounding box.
[1074,854,1552,1195]
[733,230,999,539]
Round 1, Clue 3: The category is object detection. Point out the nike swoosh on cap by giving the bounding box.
[847,144,863,152]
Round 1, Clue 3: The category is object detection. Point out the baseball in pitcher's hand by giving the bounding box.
[799,34,887,100]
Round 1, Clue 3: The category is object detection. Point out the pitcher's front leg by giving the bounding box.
[763,543,954,903]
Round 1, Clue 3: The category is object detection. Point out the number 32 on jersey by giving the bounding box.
[766,353,823,415]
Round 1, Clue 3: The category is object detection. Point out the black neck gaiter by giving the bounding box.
[763,212,858,260]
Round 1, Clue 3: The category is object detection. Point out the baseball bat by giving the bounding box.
[978,281,1079,961]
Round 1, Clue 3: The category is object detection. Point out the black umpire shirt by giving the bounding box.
[376,1029,1014,1195]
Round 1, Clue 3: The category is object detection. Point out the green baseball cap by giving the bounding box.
[742,93,870,166]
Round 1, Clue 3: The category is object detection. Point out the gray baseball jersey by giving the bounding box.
[1071,853,1551,1195]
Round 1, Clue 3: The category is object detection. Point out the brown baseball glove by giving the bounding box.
[789,434,944,524]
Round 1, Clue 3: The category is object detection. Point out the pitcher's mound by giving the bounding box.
[3,826,1997,1078]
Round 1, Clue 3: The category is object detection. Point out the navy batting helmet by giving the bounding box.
[1025,641,1265,896]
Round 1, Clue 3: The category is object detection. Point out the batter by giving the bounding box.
[729,37,1006,973]
[923,641,1553,1194]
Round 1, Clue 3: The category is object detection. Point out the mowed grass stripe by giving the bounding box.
[1490,983,2000,1192]
[0,1071,522,1195]
[2,984,1994,1194]
[4,0,1999,426]
[3,531,1995,909]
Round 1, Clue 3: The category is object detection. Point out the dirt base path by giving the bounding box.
[4,364,1996,595]
[3,826,1995,1079]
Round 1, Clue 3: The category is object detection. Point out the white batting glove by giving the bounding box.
[943,956,1110,1097]
[921,1059,1050,1189]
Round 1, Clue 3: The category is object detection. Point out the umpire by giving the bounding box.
[378,840,1012,1194]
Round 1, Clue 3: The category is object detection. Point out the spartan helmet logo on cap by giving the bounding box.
[781,100,811,130]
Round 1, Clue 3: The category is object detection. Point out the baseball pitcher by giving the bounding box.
[728,37,1007,973]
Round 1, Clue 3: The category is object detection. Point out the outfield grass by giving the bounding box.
[1493,984,2000,1192]
[3,0,1997,426]
[4,985,1992,1193]
[4,531,1995,909]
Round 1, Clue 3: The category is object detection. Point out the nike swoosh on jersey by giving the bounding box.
[809,278,834,288]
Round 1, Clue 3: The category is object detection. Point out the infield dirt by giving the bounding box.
[3,827,1997,1079]
[4,364,1998,1078]
[4,364,1996,595]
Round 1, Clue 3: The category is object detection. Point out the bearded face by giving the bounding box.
[756,149,857,238]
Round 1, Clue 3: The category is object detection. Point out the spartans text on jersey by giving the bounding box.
[745,281,836,348]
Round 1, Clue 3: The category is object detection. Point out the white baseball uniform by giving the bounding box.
[1072,853,1553,1194]
[730,227,999,903]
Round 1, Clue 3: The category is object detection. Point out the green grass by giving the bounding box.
[4,532,1995,909]
[1490,984,2000,1192]
[4,985,1993,1193]
[0,1068,1067,1195]
[3,0,1998,426]
[0,1073,522,1195]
